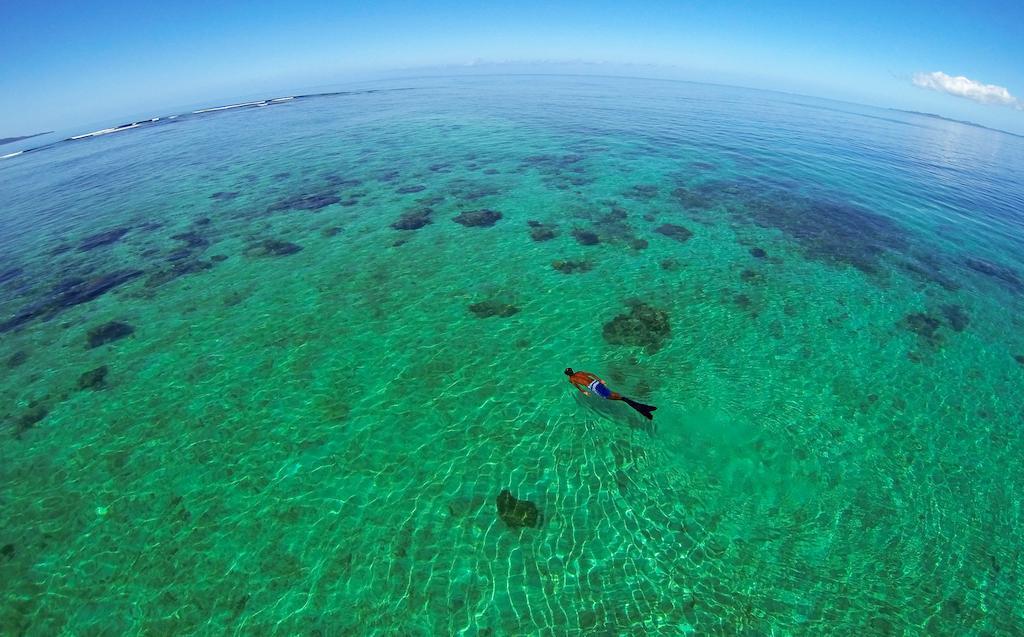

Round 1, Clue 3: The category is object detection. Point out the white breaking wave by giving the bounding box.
[193,97,295,113]
[1,150,24,160]
[54,94,302,147]
[69,123,140,140]
[66,117,162,140]
[193,101,269,114]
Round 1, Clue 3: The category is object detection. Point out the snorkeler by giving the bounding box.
[564,368,657,420]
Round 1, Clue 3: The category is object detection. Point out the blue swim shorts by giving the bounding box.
[588,379,612,398]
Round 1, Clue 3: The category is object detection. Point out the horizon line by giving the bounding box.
[3,72,1022,157]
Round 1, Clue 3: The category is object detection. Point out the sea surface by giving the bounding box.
[1,75,1023,635]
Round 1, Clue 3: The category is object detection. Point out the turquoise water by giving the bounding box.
[1,75,1023,635]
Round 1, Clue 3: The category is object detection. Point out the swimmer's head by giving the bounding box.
[564,368,574,376]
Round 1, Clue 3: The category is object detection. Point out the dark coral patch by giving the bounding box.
[553,174,593,190]
[900,312,944,346]
[87,321,135,349]
[210,191,240,201]
[1,543,13,559]
[324,175,361,188]
[268,193,340,213]
[222,289,250,308]
[741,191,907,274]
[531,227,557,241]
[321,226,342,238]
[1014,354,1024,366]
[6,350,28,369]
[391,208,433,230]
[453,209,502,227]
[556,154,585,165]
[566,204,645,248]
[1,269,144,333]
[496,489,542,529]
[443,178,498,201]
[672,186,715,209]
[602,302,671,352]
[740,269,765,285]
[750,247,767,258]
[899,255,959,291]
[964,258,1024,294]
[522,154,583,168]
[244,239,302,257]
[520,153,592,190]
[468,300,519,318]
[79,227,130,251]
[55,271,143,308]
[527,221,558,242]
[623,184,659,201]
[210,254,228,262]
[172,241,205,262]
[16,404,48,436]
[396,185,426,194]
[603,204,628,222]
[552,259,593,274]
[145,259,213,288]
[679,179,917,275]
[418,194,446,207]
[655,224,693,243]
[940,304,970,332]
[145,247,213,285]
[660,258,681,271]
[78,365,109,390]
[170,231,209,250]
[572,228,600,245]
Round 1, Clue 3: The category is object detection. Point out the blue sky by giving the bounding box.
[2,0,1023,136]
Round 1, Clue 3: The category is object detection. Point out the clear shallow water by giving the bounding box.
[1,75,1023,635]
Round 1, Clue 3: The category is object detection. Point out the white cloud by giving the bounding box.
[913,71,1022,110]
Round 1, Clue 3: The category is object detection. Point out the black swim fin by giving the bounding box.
[621,397,657,420]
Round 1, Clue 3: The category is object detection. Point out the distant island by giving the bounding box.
[0,131,52,146]
[890,109,1023,139]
